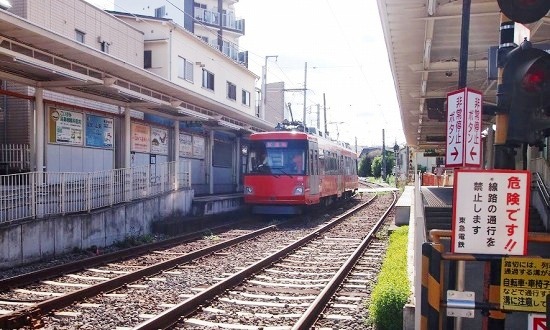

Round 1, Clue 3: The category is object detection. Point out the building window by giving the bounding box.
[100,41,110,53]
[75,30,85,43]
[178,56,194,82]
[202,69,214,91]
[242,89,250,106]
[144,50,152,69]
[227,81,236,101]
[155,6,166,18]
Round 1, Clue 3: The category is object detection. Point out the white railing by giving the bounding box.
[530,157,550,188]
[194,8,244,33]
[0,144,31,172]
[0,161,191,224]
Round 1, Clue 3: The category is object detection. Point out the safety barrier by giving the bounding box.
[0,144,30,173]
[0,161,191,224]
[420,230,550,330]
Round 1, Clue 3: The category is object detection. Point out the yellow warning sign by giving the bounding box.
[501,257,550,313]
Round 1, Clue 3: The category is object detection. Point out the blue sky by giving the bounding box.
[85,0,404,147]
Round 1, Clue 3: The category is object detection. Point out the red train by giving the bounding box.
[243,123,358,214]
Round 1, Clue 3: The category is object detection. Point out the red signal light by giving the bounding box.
[522,65,545,93]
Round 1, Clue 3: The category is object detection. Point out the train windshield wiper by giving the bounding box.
[275,168,293,178]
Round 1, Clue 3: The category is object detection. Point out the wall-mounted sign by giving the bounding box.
[193,136,205,159]
[452,169,530,255]
[151,127,168,155]
[131,122,150,153]
[49,108,83,145]
[501,257,550,313]
[85,114,114,148]
[179,133,193,157]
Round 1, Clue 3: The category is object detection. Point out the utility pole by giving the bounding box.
[382,129,386,181]
[260,55,278,119]
[302,62,308,132]
[323,93,328,137]
[316,104,320,131]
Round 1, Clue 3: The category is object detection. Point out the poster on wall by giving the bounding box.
[49,108,83,145]
[85,114,114,148]
[193,136,205,159]
[150,127,169,155]
[131,122,150,153]
[179,133,193,157]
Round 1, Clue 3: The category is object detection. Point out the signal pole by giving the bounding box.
[302,62,308,132]
[382,129,386,181]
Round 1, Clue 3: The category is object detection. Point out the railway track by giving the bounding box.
[0,182,392,329]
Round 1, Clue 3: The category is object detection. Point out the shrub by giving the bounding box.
[367,226,410,329]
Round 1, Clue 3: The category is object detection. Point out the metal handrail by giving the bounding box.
[0,161,191,224]
[533,172,550,209]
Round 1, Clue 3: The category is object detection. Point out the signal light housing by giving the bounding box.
[501,41,550,111]
[497,0,550,24]
[500,41,550,145]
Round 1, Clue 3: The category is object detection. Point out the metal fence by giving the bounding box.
[0,161,191,224]
[0,144,31,173]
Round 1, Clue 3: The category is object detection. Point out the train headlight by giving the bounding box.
[293,186,304,195]
[244,186,254,195]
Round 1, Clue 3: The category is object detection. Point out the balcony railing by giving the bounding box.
[0,144,31,173]
[194,8,244,33]
[0,161,191,224]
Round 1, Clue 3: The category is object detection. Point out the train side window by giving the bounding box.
[314,149,319,175]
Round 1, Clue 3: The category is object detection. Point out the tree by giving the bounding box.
[372,152,396,178]
[372,156,382,177]
[358,157,372,177]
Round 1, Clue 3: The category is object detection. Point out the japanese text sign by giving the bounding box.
[131,122,151,153]
[501,257,550,313]
[446,88,482,167]
[452,169,530,255]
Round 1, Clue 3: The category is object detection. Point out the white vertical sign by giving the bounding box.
[446,88,483,168]
[465,89,482,167]
[452,169,530,255]
[446,90,465,166]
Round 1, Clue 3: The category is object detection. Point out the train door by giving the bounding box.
[308,141,320,197]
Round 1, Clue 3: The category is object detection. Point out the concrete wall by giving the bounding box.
[14,0,144,67]
[0,188,194,268]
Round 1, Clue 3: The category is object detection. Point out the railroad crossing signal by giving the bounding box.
[496,0,550,146]
[500,40,550,145]
[497,0,550,24]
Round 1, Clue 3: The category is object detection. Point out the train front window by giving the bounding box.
[246,140,307,175]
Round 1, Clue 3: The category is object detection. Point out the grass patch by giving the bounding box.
[114,234,154,248]
[367,226,410,329]
[202,230,220,240]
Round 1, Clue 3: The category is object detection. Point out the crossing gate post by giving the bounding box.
[421,242,444,329]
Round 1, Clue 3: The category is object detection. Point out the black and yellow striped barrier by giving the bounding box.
[421,242,443,330]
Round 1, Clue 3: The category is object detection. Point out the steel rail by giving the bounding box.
[0,225,276,329]
[134,194,378,330]
[0,221,247,291]
[292,190,397,329]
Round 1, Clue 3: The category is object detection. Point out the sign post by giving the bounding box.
[452,169,530,255]
[446,88,483,168]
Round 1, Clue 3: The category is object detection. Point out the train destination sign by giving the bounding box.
[452,169,530,255]
[501,257,550,313]
[446,88,482,168]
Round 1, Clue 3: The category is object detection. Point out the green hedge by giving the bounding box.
[367,226,410,330]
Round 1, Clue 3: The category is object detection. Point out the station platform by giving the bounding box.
[191,193,245,217]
